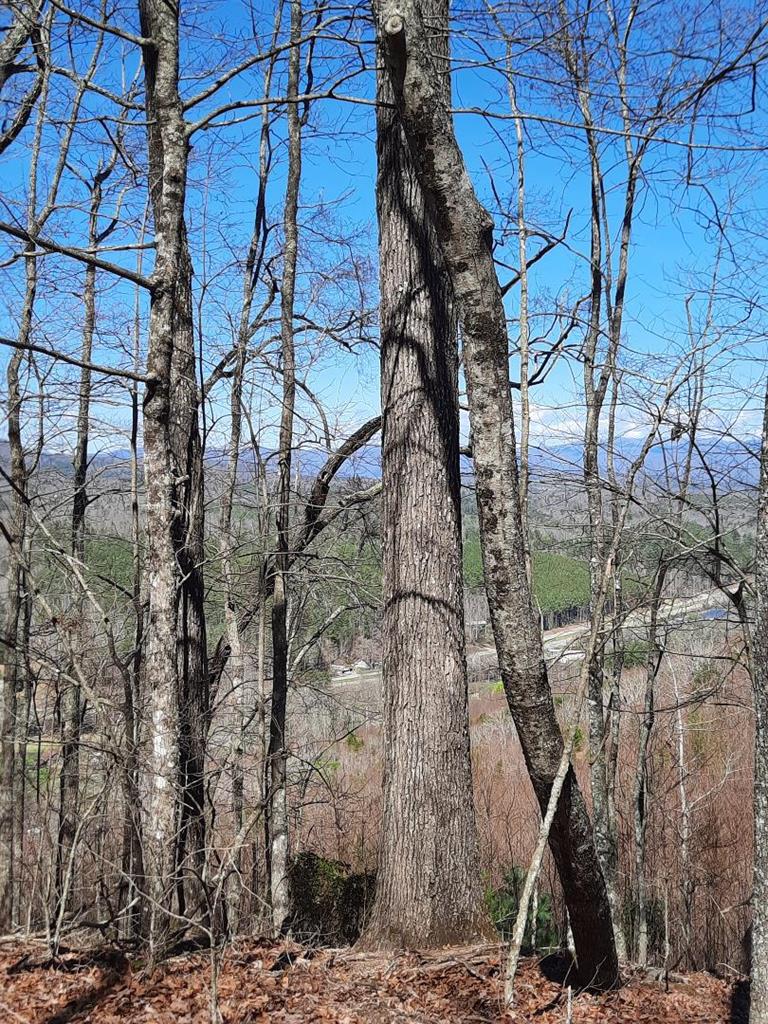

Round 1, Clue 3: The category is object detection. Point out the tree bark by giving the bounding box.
[139,0,208,931]
[219,60,275,927]
[633,567,665,965]
[0,348,27,932]
[556,2,641,954]
[169,239,209,928]
[358,0,490,949]
[749,380,768,1023]
[138,0,189,955]
[0,1,46,156]
[375,0,618,987]
[507,57,533,585]
[55,156,113,917]
[265,0,303,936]
[118,227,149,941]
[1,118,48,927]
[0,1,43,91]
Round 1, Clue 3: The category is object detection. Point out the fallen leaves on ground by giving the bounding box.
[0,940,748,1023]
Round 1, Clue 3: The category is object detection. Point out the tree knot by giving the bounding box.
[384,13,404,36]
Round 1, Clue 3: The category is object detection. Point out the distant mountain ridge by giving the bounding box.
[0,435,759,487]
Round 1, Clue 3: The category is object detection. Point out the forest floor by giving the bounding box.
[0,939,748,1024]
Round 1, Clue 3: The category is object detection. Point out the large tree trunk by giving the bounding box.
[265,0,303,936]
[1,209,40,930]
[0,1,42,91]
[119,276,146,940]
[138,0,189,955]
[169,240,209,928]
[579,120,628,959]
[0,584,19,933]
[749,380,768,1023]
[0,349,28,932]
[633,567,665,965]
[358,0,490,950]
[220,305,248,933]
[375,0,618,987]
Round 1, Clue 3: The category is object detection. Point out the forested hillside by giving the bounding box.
[1,0,768,1021]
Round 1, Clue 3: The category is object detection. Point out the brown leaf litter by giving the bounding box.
[0,940,749,1023]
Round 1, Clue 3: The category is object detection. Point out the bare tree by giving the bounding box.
[265,0,304,936]
[216,31,279,932]
[1,16,99,927]
[55,140,122,918]
[0,1,47,155]
[358,0,490,948]
[375,0,618,987]
[137,0,191,954]
[750,377,768,1023]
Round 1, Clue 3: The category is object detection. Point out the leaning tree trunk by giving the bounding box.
[358,0,491,950]
[376,0,618,988]
[749,380,768,1024]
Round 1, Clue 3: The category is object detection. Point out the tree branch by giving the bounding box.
[0,220,154,290]
[0,335,152,383]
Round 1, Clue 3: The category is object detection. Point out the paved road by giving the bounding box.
[330,584,736,690]
[537,584,735,664]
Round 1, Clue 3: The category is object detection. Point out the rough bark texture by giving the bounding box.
[0,621,18,932]
[0,349,27,932]
[750,381,768,1024]
[169,240,209,926]
[119,286,146,940]
[603,376,626,959]
[375,0,618,988]
[265,0,303,936]
[633,567,665,965]
[220,268,249,931]
[0,1,40,91]
[358,0,491,949]
[138,0,188,954]
[1,202,40,931]
[0,1,45,156]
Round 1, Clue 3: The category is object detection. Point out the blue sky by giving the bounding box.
[1,0,767,460]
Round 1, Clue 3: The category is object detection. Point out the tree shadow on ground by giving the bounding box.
[39,950,129,1024]
[538,950,577,986]
[731,978,750,1024]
